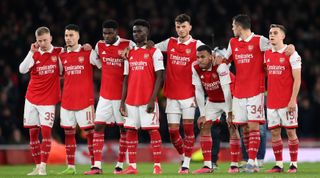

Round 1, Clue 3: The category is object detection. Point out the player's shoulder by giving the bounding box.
[119,38,131,43]
[192,61,200,70]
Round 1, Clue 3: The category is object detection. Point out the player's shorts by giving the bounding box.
[232,93,265,125]
[205,101,228,123]
[124,103,159,130]
[267,105,298,129]
[60,105,95,129]
[165,97,196,122]
[95,96,124,126]
[23,99,55,128]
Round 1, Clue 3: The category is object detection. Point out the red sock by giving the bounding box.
[65,129,76,165]
[86,129,94,165]
[93,131,105,162]
[40,126,52,163]
[248,130,260,160]
[243,131,249,152]
[118,130,127,163]
[288,138,299,162]
[149,129,162,163]
[126,129,138,164]
[168,128,184,155]
[183,123,195,157]
[230,138,240,163]
[29,127,41,164]
[200,136,212,161]
[272,139,283,161]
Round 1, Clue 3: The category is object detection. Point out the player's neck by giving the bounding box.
[272,42,285,51]
[69,44,80,51]
[240,30,252,41]
[136,40,147,47]
[178,35,191,43]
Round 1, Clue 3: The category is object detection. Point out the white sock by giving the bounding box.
[276,161,283,168]
[94,161,102,169]
[180,154,185,161]
[290,162,298,168]
[36,164,41,168]
[129,163,137,169]
[68,165,75,169]
[115,162,123,169]
[182,157,191,168]
[154,163,161,167]
[247,159,255,165]
[204,161,212,168]
[230,162,238,167]
[40,162,46,168]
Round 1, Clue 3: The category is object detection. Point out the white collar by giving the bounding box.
[177,35,193,45]
[39,45,54,55]
[106,36,120,46]
[239,33,254,42]
[271,44,287,53]
[134,45,147,50]
[67,44,82,53]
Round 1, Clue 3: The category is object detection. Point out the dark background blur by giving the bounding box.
[1,0,320,144]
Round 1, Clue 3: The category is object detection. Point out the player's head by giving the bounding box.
[175,13,192,39]
[232,14,251,37]
[35,26,52,52]
[102,19,119,44]
[64,24,80,48]
[196,45,213,69]
[132,19,150,44]
[269,24,286,46]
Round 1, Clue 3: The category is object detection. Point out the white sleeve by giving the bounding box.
[221,84,232,113]
[123,60,129,75]
[94,43,99,55]
[260,36,271,52]
[129,40,136,48]
[192,64,202,86]
[195,85,206,117]
[289,52,302,69]
[155,38,169,52]
[225,41,232,59]
[196,40,205,48]
[153,49,164,71]
[217,63,231,85]
[19,51,35,74]
[90,50,102,69]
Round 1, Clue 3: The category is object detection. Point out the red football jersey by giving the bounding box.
[125,47,164,105]
[159,37,202,99]
[226,34,268,98]
[96,38,132,100]
[60,48,95,110]
[265,47,301,108]
[24,47,62,105]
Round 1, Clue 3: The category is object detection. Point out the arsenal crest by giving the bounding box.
[51,56,57,62]
[144,53,149,59]
[212,73,218,78]
[78,56,85,63]
[186,48,191,54]
[118,50,123,55]
[248,45,254,51]
[279,58,285,63]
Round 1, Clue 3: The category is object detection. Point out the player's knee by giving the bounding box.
[94,124,105,132]
[286,128,297,139]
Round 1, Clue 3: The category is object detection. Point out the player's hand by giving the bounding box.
[119,103,128,117]
[30,42,39,53]
[285,44,295,56]
[146,101,155,113]
[146,40,155,49]
[226,112,236,129]
[288,99,296,113]
[214,55,224,65]
[197,116,206,129]
[120,47,130,60]
[82,43,92,51]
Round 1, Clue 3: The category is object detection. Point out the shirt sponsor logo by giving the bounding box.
[169,54,190,66]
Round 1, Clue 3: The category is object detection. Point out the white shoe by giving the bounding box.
[39,166,47,175]
[27,167,40,175]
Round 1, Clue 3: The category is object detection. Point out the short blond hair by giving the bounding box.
[35,26,50,37]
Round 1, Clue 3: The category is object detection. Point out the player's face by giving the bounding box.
[64,30,80,47]
[103,28,118,44]
[232,20,241,37]
[36,33,52,52]
[175,21,192,38]
[197,50,212,69]
[269,27,285,45]
[133,25,148,43]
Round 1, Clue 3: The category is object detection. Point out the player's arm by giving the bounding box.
[155,38,169,52]
[120,60,129,117]
[288,52,302,112]
[192,64,205,117]
[89,49,102,69]
[215,41,233,65]
[217,63,233,126]
[146,49,164,113]
[19,42,38,74]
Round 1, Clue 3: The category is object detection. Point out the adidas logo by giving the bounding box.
[235,48,239,51]
[36,61,40,64]
[102,51,106,55]
[64,60,68,64]
[170,48,175,52]
[267,59,270,62]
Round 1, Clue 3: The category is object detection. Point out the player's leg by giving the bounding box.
[121,104,139,174]
[228,122,241,173]
[59,107,77,175]
[257,124,267,167]
[23,100,41,175]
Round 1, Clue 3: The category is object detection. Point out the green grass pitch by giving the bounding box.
[0,162,319,178]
